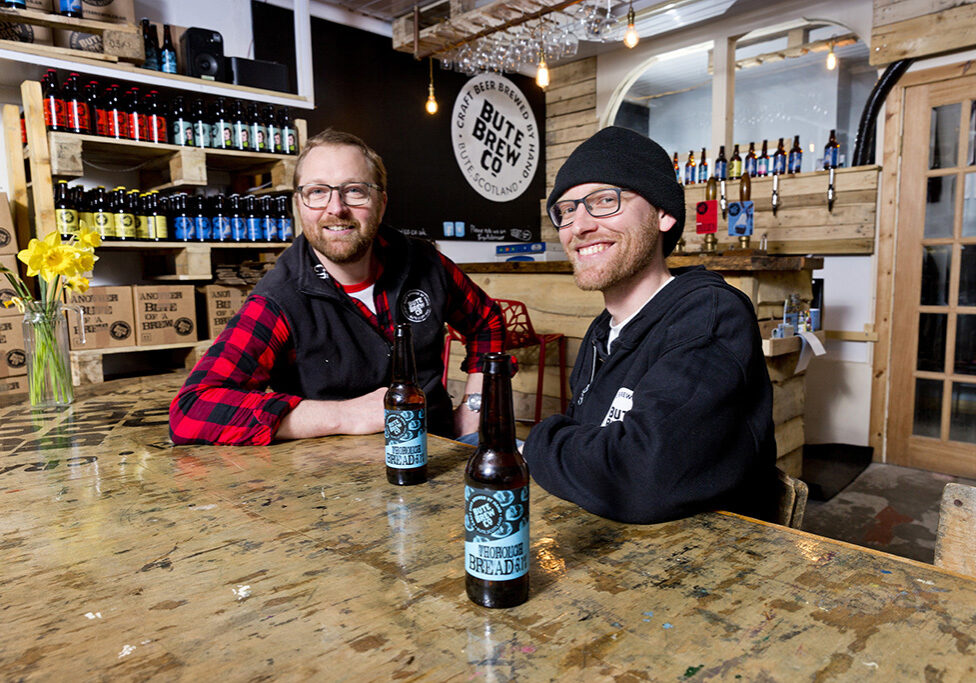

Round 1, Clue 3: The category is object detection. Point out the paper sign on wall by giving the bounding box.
[727,201,754,236]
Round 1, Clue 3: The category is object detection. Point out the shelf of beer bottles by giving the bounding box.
[95,240,290,250]
[46,131,293,177]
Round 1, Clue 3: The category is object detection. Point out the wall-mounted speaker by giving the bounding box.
[180,28,225,81]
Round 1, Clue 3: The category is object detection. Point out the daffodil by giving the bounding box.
[76,229,101,250]
[64,275,90,294]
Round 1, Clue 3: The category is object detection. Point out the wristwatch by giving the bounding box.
[463,393,482,413]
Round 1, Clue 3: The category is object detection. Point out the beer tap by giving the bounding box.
[737,172,751,250]
[720,178,728,219]
[827,167,836,212]
[701,176,718,253]
[772,173,780,216]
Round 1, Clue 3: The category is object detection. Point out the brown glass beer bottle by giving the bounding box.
[385,323,427,486]
[464,352,529,608]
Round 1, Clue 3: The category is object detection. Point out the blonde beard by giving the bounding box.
[570,212,660,292]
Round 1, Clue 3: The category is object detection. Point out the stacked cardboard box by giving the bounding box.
[55,0,135,53]
[133,285,196,346]
[65,286,135,350]
[0,315,27,379]
[198,285,249,339]
[1,194,19,311]
[0,0,53,47]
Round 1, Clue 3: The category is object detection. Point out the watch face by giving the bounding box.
[467,393,482,412]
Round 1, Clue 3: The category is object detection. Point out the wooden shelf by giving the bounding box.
[762,330,826,357]
[96,241,290,250]
[70,338,214,385]
[0,7,141,62]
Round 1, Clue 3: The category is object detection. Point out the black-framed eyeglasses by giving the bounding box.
[549,187,624,228]
[296,182,382,209]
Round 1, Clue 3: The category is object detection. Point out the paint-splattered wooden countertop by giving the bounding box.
[1,374,974,680]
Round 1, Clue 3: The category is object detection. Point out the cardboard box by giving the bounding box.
[65,286,135,350]
[0,374,28,398]
[0,315,27,378]
[55,0,135,53]
[1,254,20,314]
[0,0,53,47]
[198,285,248,339]
[133,285,196,346]
[0,194,17,255]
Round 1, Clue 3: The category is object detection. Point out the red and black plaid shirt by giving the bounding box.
[169,252,503,445]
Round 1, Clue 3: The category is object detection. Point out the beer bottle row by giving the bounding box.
[40,69,297,154]
[1,0,84,17]
[140,19,178,74]
[674,130,842,185]
[54,180,294,243]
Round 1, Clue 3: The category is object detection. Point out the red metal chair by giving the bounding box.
[442,298,567,424]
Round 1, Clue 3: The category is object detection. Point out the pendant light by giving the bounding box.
[826,40,837,70]
[425,57,438,115]
[536,49,550,89]
[623,2,639,48]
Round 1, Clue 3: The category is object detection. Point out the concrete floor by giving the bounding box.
[801,463,976,564]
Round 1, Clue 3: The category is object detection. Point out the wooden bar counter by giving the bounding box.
[1,374,974,680]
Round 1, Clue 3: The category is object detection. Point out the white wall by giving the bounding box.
[133,0,254,59]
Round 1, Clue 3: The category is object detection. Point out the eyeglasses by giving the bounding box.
[296,182,382,209]
[549,187,624,228]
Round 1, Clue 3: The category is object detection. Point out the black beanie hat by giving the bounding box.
[547,126,685,257]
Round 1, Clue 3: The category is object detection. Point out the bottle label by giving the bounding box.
[730,160,742,178]
[233,122,249,150]
[195,216,212,240]
[44,96,66,128]
[94,211,113,238]
[715,160,728,180]
[283,126,296,154]
[824,146,839,169]
[213,216,231,241]
[251,123,268,152]
[127,112,142,141]
[231,216,247,241]
[697,163,708,183]
[263,216,276,241]
[173,120,193,146]
[161,51,177,74]
[68,101,89,132]
[788,151,802,174]
[279,217,293,240]
[60,0,81,13]
[96,108,108,136]
[744,157,757,177]
[116,213,136,238]
[757,158,769,176]
[136,215,151,240]
[149,114,167,144]
[155,215,168,240]
[106,110,127,139]
[246,216,263,241]
[384,408,427,469]
[174,216,194,240]
[79,211,92,233]
[194,121,211,148]
[55,208,78,236]
[216,121,233,149]
[772,154,786,175]
[464,485,530,581]
[683,165,695,185]
[268,126,281,153]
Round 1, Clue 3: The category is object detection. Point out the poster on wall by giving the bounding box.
[451,73,540,203]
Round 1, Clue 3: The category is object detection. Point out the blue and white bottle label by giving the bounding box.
[231,217,247,241]
[174,216,194,240]
[195,216,211,240]
[213,216,231,241]
[161,51,177,74]
[384,408,427,469]
[788,151,802,174]
[464,485,529,581]
[279,218,293,240]
[246,217,263,241]
[263,216,277,241]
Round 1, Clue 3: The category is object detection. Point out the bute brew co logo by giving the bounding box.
[401,289,431,323]
[451,73,539,202]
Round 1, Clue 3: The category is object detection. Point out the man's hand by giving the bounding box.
[276,388,386,440]
[454,403,480,438]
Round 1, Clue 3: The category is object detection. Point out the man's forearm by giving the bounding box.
[275,388,387,440]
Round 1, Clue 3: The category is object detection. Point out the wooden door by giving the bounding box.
[886,72,976,476]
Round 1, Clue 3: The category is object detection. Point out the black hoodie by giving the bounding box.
[523,266,777,523]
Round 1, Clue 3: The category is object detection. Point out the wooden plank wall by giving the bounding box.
[871,0,976,66]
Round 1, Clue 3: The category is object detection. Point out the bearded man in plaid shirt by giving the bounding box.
[170,129,504,445]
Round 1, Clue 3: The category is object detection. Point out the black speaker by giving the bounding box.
[180,28,225,81]
[225,56,289,91]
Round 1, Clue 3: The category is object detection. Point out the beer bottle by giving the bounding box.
[276,195,294,241]
[144,90,167,144]
[672,152,680,183]
[58,0,82,19]
[172,193,194,241]
[191,98,211,149]
[788,134,803,174]
[249,102,267,153]
[54,180,78,239]
[228,193,246,242]
[103,84,127,140]
[744,141,757,177]
[85,80,102,136]
[465,352,529,608]
[135,191,151,240]
[772,137,787,175]
[41,70,66,132]
[231,99,250,151]
[244,195,262,241]
[112,187,135,240]
[63,73,90,135]
[91,186,115,241]
[211,194,230,242]
[385,322,427,486]
[280,107,296,154]
[265,106,281,155]
[147,192,168,241]
[141,19,160,71]
[212,97,233,150]
[126,190,142,240]
[683,150,695,186]
[756,139,769,177]
[729,144,742,179]
[170,96,194,147]
[714,145,728,180]
[259,195,276,241]
[76,186,91,233]
[697,147,708,184]
[160,25,178,74]
[125,87,145,141]
[823,129,840,169]
[191,194,211,241]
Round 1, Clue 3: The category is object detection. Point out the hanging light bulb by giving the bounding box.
[425,57,438,115]
[536,50,549,89]
[623,2,639,48]
[826,41,837,71]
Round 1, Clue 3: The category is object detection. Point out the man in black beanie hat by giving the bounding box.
[522,126,777,524]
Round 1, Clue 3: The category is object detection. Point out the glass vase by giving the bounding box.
[22,303,75,407]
